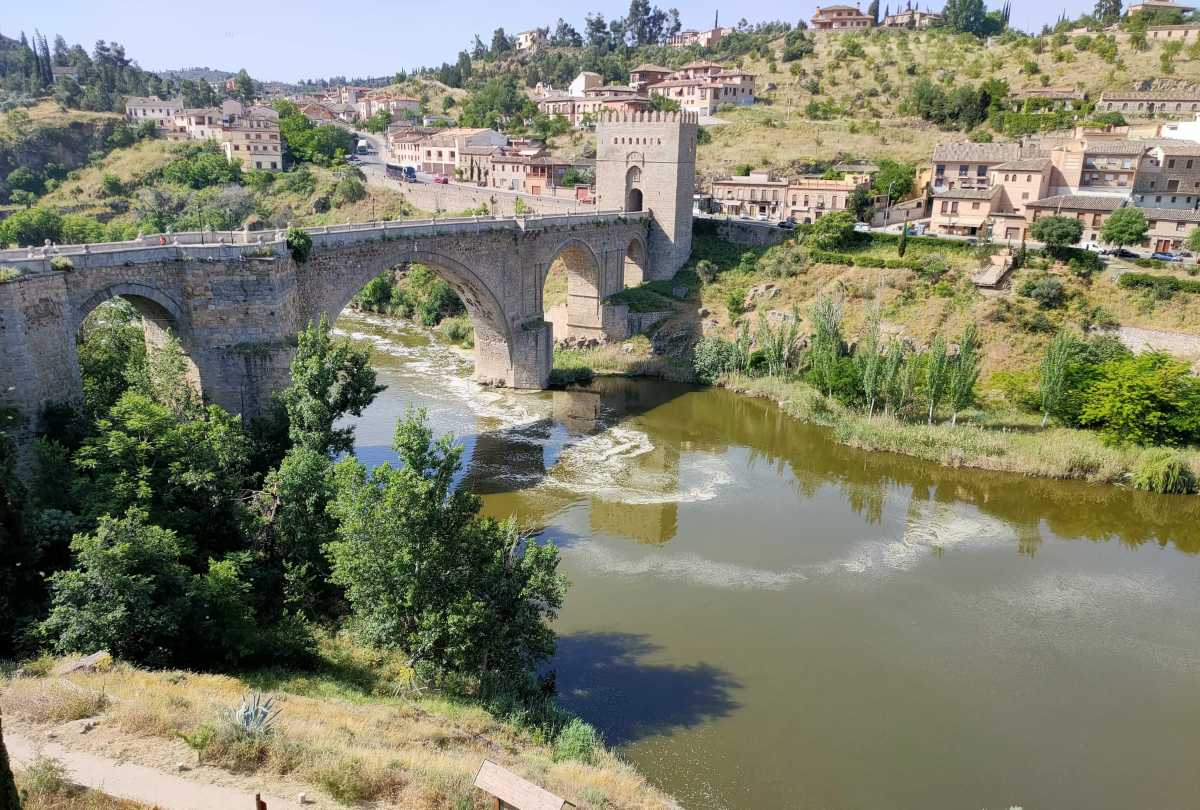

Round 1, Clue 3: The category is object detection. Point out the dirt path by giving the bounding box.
[7,731,308,810]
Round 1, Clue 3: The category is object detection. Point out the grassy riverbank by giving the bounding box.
[722,374,1200,487]
[2,638,677,810]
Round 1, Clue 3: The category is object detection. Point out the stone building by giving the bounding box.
[811,4,874,30]
[595,110,697,279]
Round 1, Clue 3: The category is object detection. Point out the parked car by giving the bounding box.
[1151,251,1182,262]
[1102,247,1138,259]
[853,222,872,233]
[433,175,449,185]
[778,217,796,230]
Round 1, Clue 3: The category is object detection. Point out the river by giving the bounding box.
[335,311,1200,810]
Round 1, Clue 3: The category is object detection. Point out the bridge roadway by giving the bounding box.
[0,210,652,442]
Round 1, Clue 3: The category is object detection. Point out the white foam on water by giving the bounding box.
[570,542,803,591]
[542,426,734,505]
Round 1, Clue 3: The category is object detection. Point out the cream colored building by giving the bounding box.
[125,96,183,131]
[220,107,282,171]
[666,27,728,48]
[811,4,874,30]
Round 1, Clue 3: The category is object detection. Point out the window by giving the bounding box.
[936,164,945,175]
[971,202,980,210]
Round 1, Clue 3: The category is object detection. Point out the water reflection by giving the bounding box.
[552,632,741,744]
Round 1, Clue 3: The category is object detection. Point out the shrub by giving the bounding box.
[0,678,109,723]
[1079,353,1200,446]
[314,758,406,802]
[286,228,312,263]
[806,211,856,251]
[437,314,474,347]
[1131,449,1197,494]
[1119,272,1200,295]
[553,718,602,764]
[49,256,74,272]
[1018,274,1065,309]
[726,286,747,319]
[692,336,740,384]
[0,267,20,284]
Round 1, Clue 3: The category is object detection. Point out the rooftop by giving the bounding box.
[1099,88,1200,102]
[631,63,672,73]
[933,186,1002,200]
[1084,140,1151,155]
[1025,194,1126,211]
[932,141,1044,163]
[1140,207,1200,222]
[992,157,1053,171]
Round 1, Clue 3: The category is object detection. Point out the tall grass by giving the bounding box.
[723,374,1200,487]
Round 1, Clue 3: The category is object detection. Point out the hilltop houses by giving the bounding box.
[811,4,875,31]
[125,97,284,171]
[538,62,757,127]
[926,127,1200,248]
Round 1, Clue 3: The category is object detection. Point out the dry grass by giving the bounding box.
[1,679,109,724]
[698,26,1189,173]
[16,759,153,810]
[39,139,176,211]
[2,638,675,810]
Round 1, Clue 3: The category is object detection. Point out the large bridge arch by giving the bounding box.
[70,282,205,406]
[302,243,541,388]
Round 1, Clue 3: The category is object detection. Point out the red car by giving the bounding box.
[433,175,449,184]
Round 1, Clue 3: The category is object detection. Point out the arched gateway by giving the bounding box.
[0,107,699,446]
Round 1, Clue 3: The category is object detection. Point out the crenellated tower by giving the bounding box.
[596,111,698,281]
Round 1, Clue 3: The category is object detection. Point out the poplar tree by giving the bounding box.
[1040,331,1073,427]
[925,334,950,424]
[948,323,981,426]
[858,304,885,416]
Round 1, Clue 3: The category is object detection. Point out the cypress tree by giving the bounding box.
[897,219,908,257]
[0,714,20,810]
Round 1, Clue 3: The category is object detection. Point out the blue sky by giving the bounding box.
[7,1,1100,82]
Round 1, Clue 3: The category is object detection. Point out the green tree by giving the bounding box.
[1094,0,1122,24]
[1039,330,1073,427]
[73,392,251,556]
[327,410,566,686]
[1100,207,1149,249]
[232,68,256,104]
[857,304,884,415]
[924,334,951,424]
[1185,227,1200,254]
[808,293,845,398]
[948,322,981,425]
[0,207,62,247]
[1079,352,1200,446]
[282,316,384,457]
[806,211,856,250]
[76,299,148,417]
[41,509,192,665]
[871,159,916,201]
[1029,215,1083,256]
[897,220,908,257]
[944,0,988,35]
[251,447,339,621]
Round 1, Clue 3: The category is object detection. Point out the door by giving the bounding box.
[1156,239,1172,252]
[530,184,541,196]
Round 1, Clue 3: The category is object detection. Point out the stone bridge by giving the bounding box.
[0,111,698,440]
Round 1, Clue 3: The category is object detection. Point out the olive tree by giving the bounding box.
[1029,215,1082,258]
[1100,207,1149,249]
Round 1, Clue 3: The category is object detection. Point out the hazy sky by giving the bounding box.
[7,1,1102,82]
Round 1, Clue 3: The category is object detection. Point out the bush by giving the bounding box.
[286,228,312,263]
[806,211,856,251]
[553,718,602,764]
[692,336,740,384]
[49,256,74,272]
[1018,274,1065,309]
[1079,353,1200,446]
[1131,449,1197,494]
[1119,272,1200,295]
[0,267,21,284]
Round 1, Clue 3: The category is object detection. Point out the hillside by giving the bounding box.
[3,643,678,810]
[0,101,124,200]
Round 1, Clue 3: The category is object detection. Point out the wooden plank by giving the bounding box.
[473,760,575,810]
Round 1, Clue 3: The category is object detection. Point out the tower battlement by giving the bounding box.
[595,112,697,279]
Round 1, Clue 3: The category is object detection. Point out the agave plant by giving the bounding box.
[229,692,281,736]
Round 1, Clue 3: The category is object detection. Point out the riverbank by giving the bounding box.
[721,373,1200,489]
[1,638,679,810]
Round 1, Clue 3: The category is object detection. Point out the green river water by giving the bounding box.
[335,311,1200,810]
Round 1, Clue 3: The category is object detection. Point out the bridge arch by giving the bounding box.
[313,246,522,387]
[624,235,648,288]
[71,282,204,404]
[541,238,607,343]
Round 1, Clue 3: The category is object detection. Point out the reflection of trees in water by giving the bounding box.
[551,632,741,745]
[465,375,1200,555]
